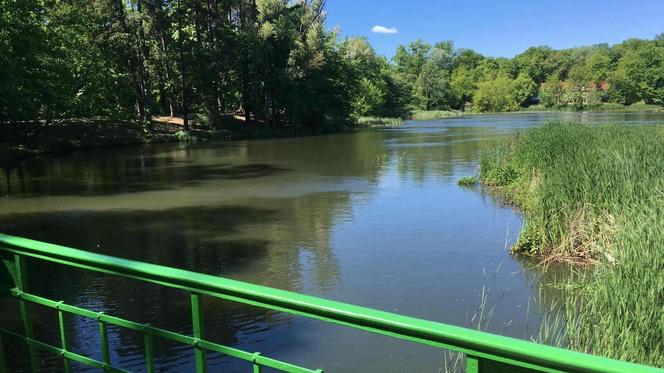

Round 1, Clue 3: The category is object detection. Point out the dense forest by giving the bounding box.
[1,0,663,131]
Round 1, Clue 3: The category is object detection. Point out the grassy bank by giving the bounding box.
[410,110,464,120]
[477,122,664,366]
[521,102,663,113]
[356,116,404,128]
[356,110,464,126]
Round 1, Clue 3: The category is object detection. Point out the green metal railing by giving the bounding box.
[0,233,661,373]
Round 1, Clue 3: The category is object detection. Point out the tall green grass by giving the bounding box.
[356,116,404,127]
[410,110,463,120]
[478,122,664,366]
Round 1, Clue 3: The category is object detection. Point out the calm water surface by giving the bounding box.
[1,112,663,372]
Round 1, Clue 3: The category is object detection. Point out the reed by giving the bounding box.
[410,110,463,120]
[477,122,664,366]
[356,116,404,127]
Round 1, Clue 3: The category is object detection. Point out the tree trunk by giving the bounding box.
[177,0,189,131]
[113,0,146,121]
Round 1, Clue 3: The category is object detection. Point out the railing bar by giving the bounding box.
[2,235,661,373]
[58,305,73,373]
[192,292,560,372]
[144,333,155,373]
[10,281,556,372]
[14,255,37,373]
[0,327,129,373]
[195,340,319,373]
[11,289,192,343]
[252,352,261,373]
[10,279,555,372]
[0,247,599,372]
[98,318,112,368]
[191,293,207,373]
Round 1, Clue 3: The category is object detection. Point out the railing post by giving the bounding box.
[252,352,261,373]
[97,313,112,370]
[144,332,155,373]
[57,302,72,373]
[15,255,37,372]
[190,293,207,373]
[466,355,480,373]
[0,332,6,373]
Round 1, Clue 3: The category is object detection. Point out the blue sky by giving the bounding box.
[325,0,664,58]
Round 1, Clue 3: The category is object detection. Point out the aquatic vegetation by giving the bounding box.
[410,110,463,120]
[478,122,664,366]
[173,130,199,143]
[356,116,404,127]
[456,176,478,186]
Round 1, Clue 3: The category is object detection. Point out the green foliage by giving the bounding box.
[393,39,431,80]
[473,77,517,112]
[173,130,197,143]
[540,81,605,110]
[512,46,555,84]
[512,226,542,255]
[390,35,664,113]
[511,73,538,107]
[480,123,664,365]
[410,110,462,120]
[607,70,640,105]
[2,2,664,128]
[356,116,403,127]
[343,37,411,118]
[0,0,360,131]
[456,176,478,186]
[472,75,536,112]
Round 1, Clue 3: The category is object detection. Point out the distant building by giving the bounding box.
[540,81,609,91]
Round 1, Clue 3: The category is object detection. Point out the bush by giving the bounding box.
[173,130,197,143]
[472,75,536,112]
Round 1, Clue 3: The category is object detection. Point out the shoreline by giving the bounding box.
[0,118,345,169]
[3,108,662,169]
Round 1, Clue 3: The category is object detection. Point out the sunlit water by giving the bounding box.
[1,112,663,372]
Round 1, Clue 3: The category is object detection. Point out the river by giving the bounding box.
[1,112,663,372]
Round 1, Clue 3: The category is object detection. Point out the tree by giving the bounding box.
[393,39,431,79]
[414,44,455,110]
[472,75,535,112]
[513,46,554,84]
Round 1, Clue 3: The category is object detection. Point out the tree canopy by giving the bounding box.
[1,1,663,124]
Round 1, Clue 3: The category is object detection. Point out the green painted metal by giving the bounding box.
[0,233,662,373]
[144,333,155,373]
[58,304,73,373]
[466,355,479,373]
[0,326,129,373]
[191,293,207,373]
[99,317,112,368]
[14,254,37,373]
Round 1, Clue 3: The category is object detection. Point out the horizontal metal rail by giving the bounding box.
[0,233,662,373]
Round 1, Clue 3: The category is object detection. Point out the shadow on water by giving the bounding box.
[0,200,343,372]
[1,162,291,197]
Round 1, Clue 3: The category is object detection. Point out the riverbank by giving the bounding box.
[357,110,465,127]
[0,117,343,168]
[520,102,662,113]
[474,122,664,366]
[356,116,404,128]
[410,110,464,120]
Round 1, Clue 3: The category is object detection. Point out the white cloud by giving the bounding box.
[371,25,398,34]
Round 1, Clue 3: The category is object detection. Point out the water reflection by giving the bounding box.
[1,112,663,372]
